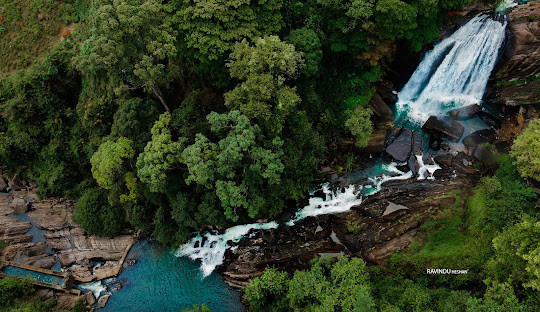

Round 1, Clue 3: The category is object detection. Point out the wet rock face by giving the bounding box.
[0,190,135,286]
[422,116,464,142]
[493,1,540,106]
[386,128,413,161]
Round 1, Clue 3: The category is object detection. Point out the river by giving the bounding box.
[92,12,508,311]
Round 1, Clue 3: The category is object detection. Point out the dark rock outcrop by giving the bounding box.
[422,116,464,142]
[358,130,388,153]
[476,111,502,129]
[463,128,497,148]
[386,128,412,161]
[370,93,393,120]
[473,144,498,166]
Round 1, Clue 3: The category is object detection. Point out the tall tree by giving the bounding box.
[90,137,135,190]
[170,0,283,62]
[74,0,177,112]
[511,119,540,181]
[225,36,304,134]
[182,110,285,221]
[136,112,185,193]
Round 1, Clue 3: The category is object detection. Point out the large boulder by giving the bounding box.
[385,128,413,161]
[84,291,96,307]
[358,129,387,153]
[422,116,464,142]
[412,131,423,154]
[463,129,497,148]
[448,104,482,119]
[473,144,497,166]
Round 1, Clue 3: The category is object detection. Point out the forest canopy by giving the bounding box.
[0,0,471,246]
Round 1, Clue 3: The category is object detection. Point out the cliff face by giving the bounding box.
[493,1,540,106]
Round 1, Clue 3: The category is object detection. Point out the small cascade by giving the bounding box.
[178,161,428,277]
[177,222,279,277]
[77,280,107,298]
[396,15,507,123]
[416,155,441,180]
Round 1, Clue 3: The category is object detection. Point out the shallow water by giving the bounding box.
[1,265,65,286]
[99,240,244,312]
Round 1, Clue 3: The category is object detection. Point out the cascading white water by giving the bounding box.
[176,222,279,277]
[178,160,437,277]
[396,15,507,123]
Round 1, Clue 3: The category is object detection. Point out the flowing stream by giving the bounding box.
[95,13,508,311]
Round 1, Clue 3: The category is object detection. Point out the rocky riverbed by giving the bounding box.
[0,179,135,310]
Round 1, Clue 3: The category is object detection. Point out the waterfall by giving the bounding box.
[396,15,507,124]
[176,14,507,279]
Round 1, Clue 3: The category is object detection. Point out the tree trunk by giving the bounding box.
[151,83,170,113]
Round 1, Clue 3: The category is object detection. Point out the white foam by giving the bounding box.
[176,222,278,277]
[496,0,517,12]
[286,183,363,226]
[78,280,106,298]
[416,155,441,180]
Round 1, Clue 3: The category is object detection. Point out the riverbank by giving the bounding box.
[0,185,137,310]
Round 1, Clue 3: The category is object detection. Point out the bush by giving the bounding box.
[181,304,211,312]
[0,277,34,307]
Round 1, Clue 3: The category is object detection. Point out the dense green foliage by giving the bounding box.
[245,257,375,312]
[0,0,472,247]
[0,277,34,308]
[181,304,212,312]
[0,276,83,312]
[511,118,540,181]
[246,156,540,311]
[0,0,74,74]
